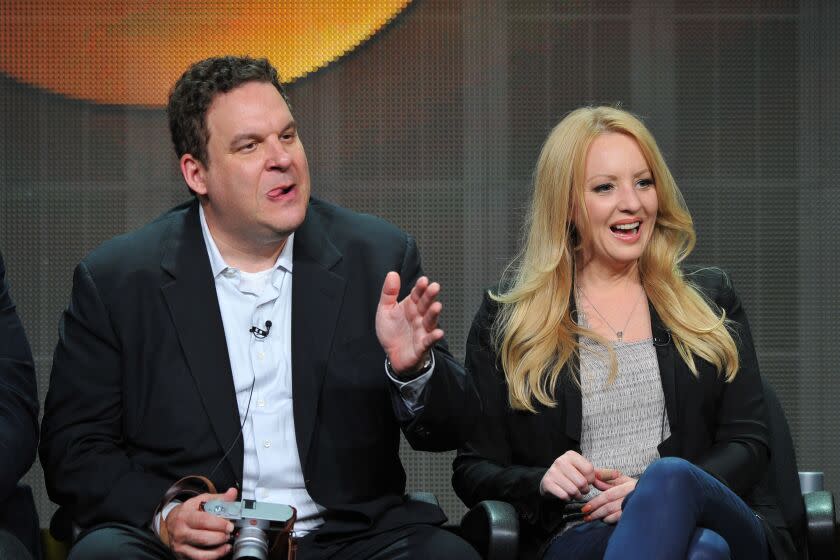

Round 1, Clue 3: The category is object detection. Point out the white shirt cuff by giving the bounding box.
[153,499,182,536]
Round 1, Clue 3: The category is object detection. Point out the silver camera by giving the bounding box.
[202,499,295,560]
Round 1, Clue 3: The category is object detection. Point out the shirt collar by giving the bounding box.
[199,204,294,279]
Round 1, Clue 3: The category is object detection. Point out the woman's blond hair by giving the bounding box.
[492,106,739,413]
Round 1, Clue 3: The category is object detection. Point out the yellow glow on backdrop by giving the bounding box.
[0,1,411,106]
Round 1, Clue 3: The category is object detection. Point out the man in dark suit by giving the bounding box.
[40,56,479,560]
[0,251,39,560]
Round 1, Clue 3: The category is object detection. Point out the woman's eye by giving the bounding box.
[593,183,613,193]
[637,178,655,189]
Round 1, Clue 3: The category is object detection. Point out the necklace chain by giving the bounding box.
[576,285,644,343]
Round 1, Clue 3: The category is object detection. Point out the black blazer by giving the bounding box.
[453,267,794,559]
[40,198,478,542]
[0,251,39,504]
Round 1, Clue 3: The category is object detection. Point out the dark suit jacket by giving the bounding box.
[0,251,39,504]
[40,198,477,542]
[453,267,794,559]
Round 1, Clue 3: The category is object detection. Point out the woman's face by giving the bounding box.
[576,132,658,272]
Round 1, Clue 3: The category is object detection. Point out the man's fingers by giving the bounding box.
[421,329,445,350]
[378,271,401,309]
[415,281,440,315]
[409,276,429,304]
[421,301,442,332]
[179,498,234,533]
[181,528,232,548]
[174,509,232,535]
[173,543,232,560]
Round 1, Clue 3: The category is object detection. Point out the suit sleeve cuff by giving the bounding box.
[385,352,435,414]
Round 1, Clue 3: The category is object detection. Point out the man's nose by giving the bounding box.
[266,137,292,169]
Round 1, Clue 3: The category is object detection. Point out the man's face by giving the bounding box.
[188,81,310,251]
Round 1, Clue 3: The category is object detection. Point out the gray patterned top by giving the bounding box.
[579,335,670,500]
[558,331,671,533]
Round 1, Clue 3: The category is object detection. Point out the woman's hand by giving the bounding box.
[540,451,596,500]
[581,468,637,524]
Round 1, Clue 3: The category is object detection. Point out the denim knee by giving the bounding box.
[639,457,699,496]
[686,528,730,560]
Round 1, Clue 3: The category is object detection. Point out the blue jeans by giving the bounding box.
[542,457,768,560]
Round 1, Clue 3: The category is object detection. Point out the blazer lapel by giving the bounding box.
[651,302,681,457]
[290,207,346,471]
[557,296,581,444]
[160,201,243,482]
[561,359,582,445]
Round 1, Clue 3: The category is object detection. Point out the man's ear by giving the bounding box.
[180,154,208,197]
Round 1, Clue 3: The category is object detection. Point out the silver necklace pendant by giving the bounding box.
[616,331,623,342]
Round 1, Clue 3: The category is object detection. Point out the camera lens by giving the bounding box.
[232,526,269,560]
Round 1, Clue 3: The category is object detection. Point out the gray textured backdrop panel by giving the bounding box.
[0,0,836,530]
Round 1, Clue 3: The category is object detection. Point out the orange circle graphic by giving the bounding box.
[1,1,411,106]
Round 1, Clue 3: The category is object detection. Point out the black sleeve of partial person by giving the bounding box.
[0,251,39,503]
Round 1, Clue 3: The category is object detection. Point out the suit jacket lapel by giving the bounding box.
[290,206,345,471]
[160,201,243,482]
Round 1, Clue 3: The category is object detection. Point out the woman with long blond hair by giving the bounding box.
[453,107,795,559]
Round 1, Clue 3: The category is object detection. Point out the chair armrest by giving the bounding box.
[405,491,440,507]
[460,501,519,560]
[803,490,837,560]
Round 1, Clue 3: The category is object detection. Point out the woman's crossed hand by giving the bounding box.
[539,450,596,500]
[581,468,637,524]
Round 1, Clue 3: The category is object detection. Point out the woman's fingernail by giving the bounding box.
[583,515,591,522]
[581,505,591,514]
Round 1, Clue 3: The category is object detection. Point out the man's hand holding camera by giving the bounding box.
[164,487,236,560]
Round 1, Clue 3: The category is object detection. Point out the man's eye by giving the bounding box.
[240,142,257,151]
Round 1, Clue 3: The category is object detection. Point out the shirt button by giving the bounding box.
[257,352,265,361]
[223,269,236,278]
[263,440,271,448]
[257,399,265,407]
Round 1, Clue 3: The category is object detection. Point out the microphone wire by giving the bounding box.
[207,371,256,485]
